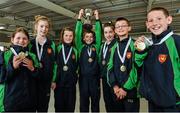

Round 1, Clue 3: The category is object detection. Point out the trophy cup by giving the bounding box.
[83,8,93,30]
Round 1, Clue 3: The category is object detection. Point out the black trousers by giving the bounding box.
[102,78,118,112]
[54,86,76,112]
[115,98,140,112]
[35,81,51,112]
[79,76,100,112]
[148,101,179,112]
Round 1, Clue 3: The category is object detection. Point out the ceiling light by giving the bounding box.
[0,26,5,30]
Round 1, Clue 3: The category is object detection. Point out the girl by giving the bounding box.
[3,27,39,111]
[54,27,78,112]
[99,22,117,112]
[28,15,57,112]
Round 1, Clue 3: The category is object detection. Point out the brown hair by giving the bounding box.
[148,7,169,17]
[11,27,29,39]
[115,17,130,26]
[34,15,51,35]
[103,22,115,31]
[60,27,75,45]
[82,30,96,44]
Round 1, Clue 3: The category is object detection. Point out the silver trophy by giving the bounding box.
[84,8,93,30]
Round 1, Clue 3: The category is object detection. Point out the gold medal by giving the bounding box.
[102,60,106,65]
[63,65,68,71]
[88,58,93,63]
[120,65,126,72]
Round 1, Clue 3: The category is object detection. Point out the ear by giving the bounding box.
[167,16,172,24]
[11,37,14,43]
[146,20,149,29]
[128,26,132,32]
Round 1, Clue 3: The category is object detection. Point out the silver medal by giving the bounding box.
[63,65,68,71]
[88,58,93,63]
[120,65,126,72]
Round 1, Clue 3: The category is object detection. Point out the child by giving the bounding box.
[3,27,39,111]
[134,7,180,112]
[54,27,78,112]
[99,22,118,112]
[28,15,57,112]
[0,51,5,112]
[75,9,102,112]
[107,17,140,112]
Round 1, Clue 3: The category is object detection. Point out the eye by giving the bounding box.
[157,17,162,20]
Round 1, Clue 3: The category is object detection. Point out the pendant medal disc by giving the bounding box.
[102,60,106,65]
[63,65,68,71]
[120,65,126,72]
[88,58,93,63]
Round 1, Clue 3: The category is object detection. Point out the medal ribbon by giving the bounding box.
[10,47,28,56]
[117,38,131,64]
[144,31,173,46]
[103,42,108,59]
[36,38,47,61]
[87,46,92,57]
[62,44,72,65]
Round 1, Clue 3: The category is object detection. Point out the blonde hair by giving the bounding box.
[33,15,51,35]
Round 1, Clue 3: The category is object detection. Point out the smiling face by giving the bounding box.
[11,32,29,48]
[83,32,94,45]
[104,26,115,43]
[146,10,172,35]
[115,20,131,38]
[63,30,74,44]
[35,20,49,37]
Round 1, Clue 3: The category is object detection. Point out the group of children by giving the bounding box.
[0,6,179,112]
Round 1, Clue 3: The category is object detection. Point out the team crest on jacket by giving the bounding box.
[158,54,167,63]
[126,52,132,59]
[47,48,52,54]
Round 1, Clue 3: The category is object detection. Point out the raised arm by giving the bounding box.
[94,10,102,52]
[75,9,84,51]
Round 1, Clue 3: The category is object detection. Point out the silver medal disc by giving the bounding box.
[120,65,126,72]
[63,65,68,71]
[102,60,106,65]
[88,58,93,63]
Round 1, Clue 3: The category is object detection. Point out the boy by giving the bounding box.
[107,17,140,112]
[134,7,180,112]
[75,9,101,112]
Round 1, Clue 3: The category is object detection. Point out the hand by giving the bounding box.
[51,82,56,90]
[78,9,84,19]
[13,56,23,69]
[113,85,120,95]
[117,88,127,100]
[134,35,146,51]
[22,58,34,71]
[94,10,99,20]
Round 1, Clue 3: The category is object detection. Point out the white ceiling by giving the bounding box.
[0,0,180,41]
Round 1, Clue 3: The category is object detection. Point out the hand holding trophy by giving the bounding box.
[83,8,93,30]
